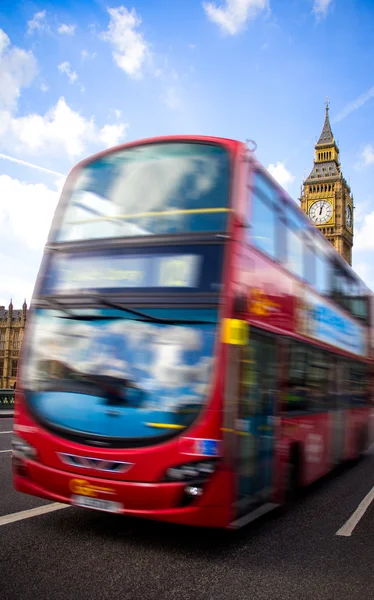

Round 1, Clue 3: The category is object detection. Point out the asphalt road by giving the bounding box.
[1,415,374,600]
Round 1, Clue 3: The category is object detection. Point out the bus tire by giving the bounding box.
[285,446,300,504]
[357,426,369,458]
[349,426,369,466]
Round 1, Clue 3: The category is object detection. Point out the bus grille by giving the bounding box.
[58,452,133,473]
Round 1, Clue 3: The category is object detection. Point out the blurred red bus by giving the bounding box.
[13,135,373,528]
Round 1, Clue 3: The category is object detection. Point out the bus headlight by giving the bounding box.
[11,434,38,461]
[164,459,218,482]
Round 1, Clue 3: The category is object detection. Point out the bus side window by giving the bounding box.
[315,249,330,295]
[306,348,329,412]
[304,239,315,287]
[340,361,351,409]
[285,342,308,413]
[250,185,277,259]
[253,172,278,204]
[284,205,306,279]
[350,363,368,407]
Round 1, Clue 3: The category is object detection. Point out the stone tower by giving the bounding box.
[0,299,27,389]
[300,101,354,265]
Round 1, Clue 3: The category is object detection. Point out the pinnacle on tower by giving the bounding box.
[316,99,334,147]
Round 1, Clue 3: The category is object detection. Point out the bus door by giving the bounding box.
[330,359,346,465]
[236,332,276,512]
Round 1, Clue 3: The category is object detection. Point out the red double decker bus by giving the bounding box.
[13,135,373,528]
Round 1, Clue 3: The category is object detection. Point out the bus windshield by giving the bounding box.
[23,307,218,445]
[56,142,231,242]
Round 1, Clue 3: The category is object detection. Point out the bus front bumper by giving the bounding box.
[13,457,231,529]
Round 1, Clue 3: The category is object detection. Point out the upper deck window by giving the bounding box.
[55,142,231,242]
[250,172,279,259]
[284,203,307,279]
[251,191,276,258]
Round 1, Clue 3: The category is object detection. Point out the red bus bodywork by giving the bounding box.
[13,135,373,529]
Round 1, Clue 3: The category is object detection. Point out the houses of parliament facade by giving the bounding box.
[0,301,27,389]
[0,102,354,389]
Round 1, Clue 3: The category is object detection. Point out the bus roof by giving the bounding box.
[63,133,371,295]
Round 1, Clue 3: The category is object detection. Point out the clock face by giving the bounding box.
[309,200,333,225]
[346,204,352,228]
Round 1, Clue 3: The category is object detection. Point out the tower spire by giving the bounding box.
[316,99,334,146]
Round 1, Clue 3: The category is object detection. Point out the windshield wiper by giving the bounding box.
[42,297,75,318]
[36,297,118,321]
[85,293,217,325]
[39,294,216,325]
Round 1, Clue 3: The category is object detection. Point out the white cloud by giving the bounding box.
[162,87,182,110]
[113,109,122,119]
[27,10,47,35]
[267,161,295,190]
[354,262,371,284]
[0,263,36,308]
[356,144,374,169]
[354,211,374,251]
[203,0,268,35]
[58,61,78,84]
[5,97,127,158]
[81,49,97,61]
[0,28,9,54]
[99,123,129,148]
[0,174,59,250]
[0,29,37,112]
[313,0,333,20]
[9,97,93,157]
[57,24,76,35]
[333,86,374,123]
[40,82,49,92]
[100,6,150,78]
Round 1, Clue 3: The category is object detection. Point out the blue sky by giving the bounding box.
[1,0,374,307]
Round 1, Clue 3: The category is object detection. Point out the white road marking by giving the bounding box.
[336,485,374,537]
[0,449,11,453]
[0,503,69,527]
[0,431,12,434]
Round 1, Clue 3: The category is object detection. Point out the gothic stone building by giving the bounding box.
[300,103,354,265]
[0,301,27,389]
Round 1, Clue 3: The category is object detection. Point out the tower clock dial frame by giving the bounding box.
[308,199,333,225]
[346,204,352,228]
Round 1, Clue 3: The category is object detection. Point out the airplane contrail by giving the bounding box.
[0,153,65,177]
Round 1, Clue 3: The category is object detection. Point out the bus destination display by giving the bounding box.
[47,253,201,293]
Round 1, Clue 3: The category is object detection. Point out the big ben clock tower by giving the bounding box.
[300,101,354,265]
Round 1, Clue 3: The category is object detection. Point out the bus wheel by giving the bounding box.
[357,427,369,459]
[285,449,299,503]
[349,427,368,467]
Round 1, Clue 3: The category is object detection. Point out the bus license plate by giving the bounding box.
[71,495,123,513]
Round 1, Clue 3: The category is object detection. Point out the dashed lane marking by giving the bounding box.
[336,485,374,537]
[0,503,70,527]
